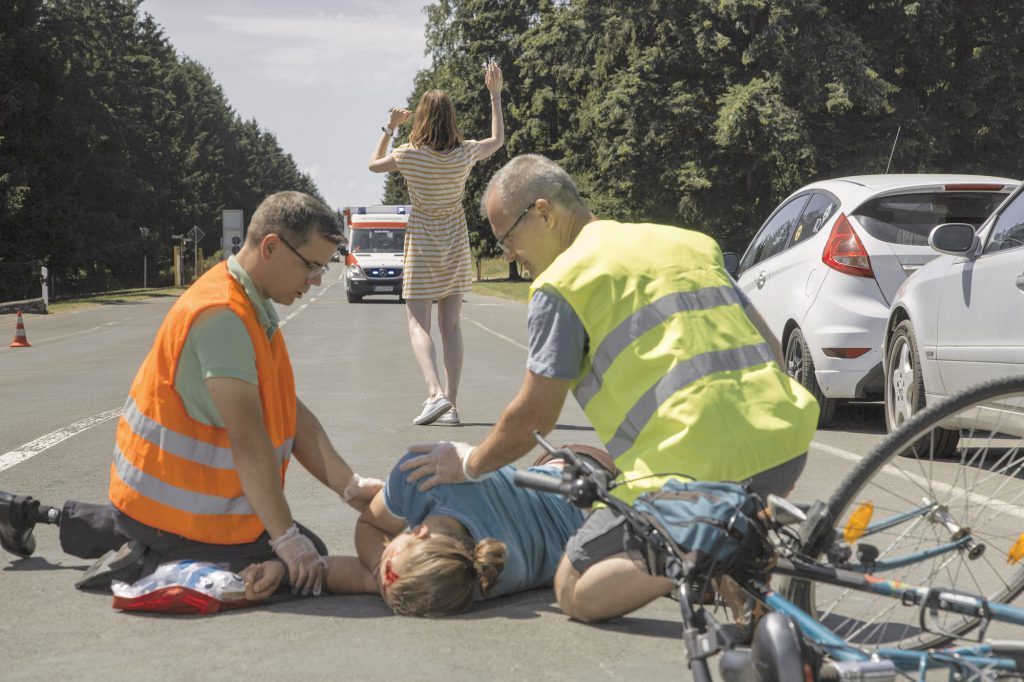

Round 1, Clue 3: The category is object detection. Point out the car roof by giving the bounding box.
[791,174,1020,206]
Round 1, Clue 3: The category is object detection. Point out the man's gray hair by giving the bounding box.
[247,191,343,246]
[481,154,586,217]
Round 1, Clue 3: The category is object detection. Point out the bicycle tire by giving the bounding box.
[788,374,1024,650]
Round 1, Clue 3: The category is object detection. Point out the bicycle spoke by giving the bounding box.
[788,377,1024,651]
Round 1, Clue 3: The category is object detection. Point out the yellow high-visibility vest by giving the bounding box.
[531,220,818,503]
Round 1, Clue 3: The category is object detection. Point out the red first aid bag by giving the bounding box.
[111,560,256,615]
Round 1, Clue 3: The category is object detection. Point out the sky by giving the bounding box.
[140,0,433,211]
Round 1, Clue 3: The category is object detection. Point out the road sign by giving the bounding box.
[222,210,244,258]
[187,225,205,243]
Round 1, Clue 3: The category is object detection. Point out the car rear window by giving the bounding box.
[851,191,1009,246]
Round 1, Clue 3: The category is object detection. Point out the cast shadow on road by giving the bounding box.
[70,294,179,307]
[2,556,85,574]
[825,402,885,436]
[177,588,682,640]
[459,591,682,639]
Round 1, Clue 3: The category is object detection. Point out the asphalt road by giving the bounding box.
[0,276,1004,681]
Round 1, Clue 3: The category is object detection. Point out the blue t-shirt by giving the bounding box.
[384,453,585,598]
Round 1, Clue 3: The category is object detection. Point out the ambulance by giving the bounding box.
[341,205,411,303]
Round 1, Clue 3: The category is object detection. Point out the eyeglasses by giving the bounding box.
[278,234,330,280]
[496,203,534,255]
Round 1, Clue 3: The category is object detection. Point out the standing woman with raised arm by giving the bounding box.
[369,63,505,426]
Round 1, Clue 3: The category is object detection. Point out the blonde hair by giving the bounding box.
[409,90,463,152]
[384,532,506,617]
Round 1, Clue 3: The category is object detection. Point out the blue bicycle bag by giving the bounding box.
[630,479,768,579]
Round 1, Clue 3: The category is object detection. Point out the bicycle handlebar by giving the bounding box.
[516,432,715,681]
[513,470,568,496]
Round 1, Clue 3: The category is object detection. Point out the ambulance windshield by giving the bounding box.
[350,228,406,253]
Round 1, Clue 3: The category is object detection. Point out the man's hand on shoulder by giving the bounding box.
[400,441,482,491]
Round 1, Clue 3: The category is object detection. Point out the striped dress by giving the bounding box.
[392,140,481,299]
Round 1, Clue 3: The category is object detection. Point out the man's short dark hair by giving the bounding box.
[246,191,342,246]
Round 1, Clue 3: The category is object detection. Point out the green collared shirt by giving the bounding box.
[173,257,279,427]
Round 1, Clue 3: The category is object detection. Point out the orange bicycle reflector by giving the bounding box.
[1008,533,1024,564]
[844,502,874,544]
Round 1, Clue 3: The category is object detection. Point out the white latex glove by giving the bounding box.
[400,441,490,492]
[268,524,326,596]
[340,472,384,511]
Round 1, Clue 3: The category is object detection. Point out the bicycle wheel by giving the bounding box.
[789,375,1024,650]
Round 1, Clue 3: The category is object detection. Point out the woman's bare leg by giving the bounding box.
[436,294,464,406]
[405,298,444,398]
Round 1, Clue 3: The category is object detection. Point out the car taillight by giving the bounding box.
[822,213,873,278]
[944,183,1006,191]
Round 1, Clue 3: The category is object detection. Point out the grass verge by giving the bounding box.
[47,287,183,314]
[471,280,531,303]
[472,257,532,303]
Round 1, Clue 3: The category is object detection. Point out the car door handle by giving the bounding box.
[756,271,768,288]
[1017,274,1024,292]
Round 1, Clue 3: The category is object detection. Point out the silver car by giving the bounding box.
[884,180,1024,452]
[729,174,1016,427]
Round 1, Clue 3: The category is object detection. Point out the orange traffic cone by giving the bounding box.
[10,310,31,347]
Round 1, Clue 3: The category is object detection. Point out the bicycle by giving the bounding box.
[514,374,1024,681]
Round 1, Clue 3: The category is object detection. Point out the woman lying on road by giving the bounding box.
[240,447,604,616]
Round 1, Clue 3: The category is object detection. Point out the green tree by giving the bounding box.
[0,0,324,297]
[394,0,542,277]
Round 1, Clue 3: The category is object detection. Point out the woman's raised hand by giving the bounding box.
[485,61,503,96]
[387,107,411,129]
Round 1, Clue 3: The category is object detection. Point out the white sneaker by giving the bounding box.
[413,395,452,425]
[435,408,460,426]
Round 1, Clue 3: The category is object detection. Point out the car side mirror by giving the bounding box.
[722,252,740,277]
[929,223,978,257]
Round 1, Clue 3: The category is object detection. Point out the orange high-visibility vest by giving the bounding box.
[109,262,296,544]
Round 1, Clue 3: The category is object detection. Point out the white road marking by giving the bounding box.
[2,282,347,469]
[464,317,528,351]
[0,409,121,472]
[280,281,335,327]
[812,441,1024,521]
[21,325,106,344]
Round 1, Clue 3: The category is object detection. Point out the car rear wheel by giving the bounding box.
[786,328,837,428]
[884,320,959,456]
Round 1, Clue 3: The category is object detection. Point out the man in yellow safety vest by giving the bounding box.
[401,155,818,622]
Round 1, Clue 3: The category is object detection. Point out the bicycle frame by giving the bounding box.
[762,561,1024,678]
[835,498,984,573]
[512,433,1024,681]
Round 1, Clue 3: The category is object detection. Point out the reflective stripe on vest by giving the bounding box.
[109,263,298,543]
[530,220,818,503]
[119,396,293,471]
[116,394,294,519]
[113,445,255,516]
[604,341,774,457]
[574,285,741,409]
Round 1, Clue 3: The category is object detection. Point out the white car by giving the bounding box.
[727,174,1016,427]
[884,180,1024,451]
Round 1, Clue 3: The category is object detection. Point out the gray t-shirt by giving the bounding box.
[526,288,587,380]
